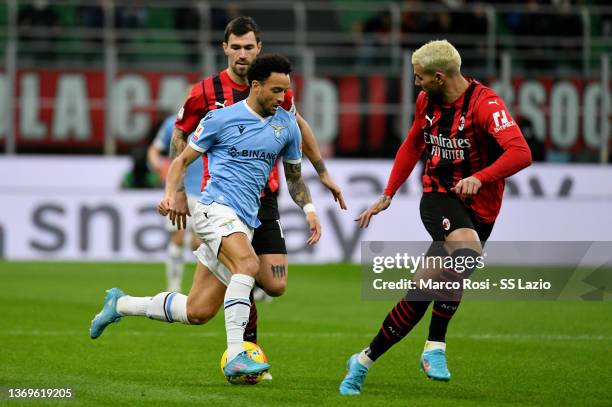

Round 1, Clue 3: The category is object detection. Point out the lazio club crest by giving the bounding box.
[270,124,286,138]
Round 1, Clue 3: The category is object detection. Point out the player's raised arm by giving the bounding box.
[283,160,321,245]
[296,112,347,210]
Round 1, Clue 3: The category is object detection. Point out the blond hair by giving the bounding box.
[412,40,461,75]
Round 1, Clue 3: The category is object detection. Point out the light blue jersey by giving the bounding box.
[153,115,204,197]
[189,100,302,228]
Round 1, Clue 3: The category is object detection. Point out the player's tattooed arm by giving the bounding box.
[284,161,321,245]
[170,127,188,158]
[170,127,188,192]
[311,159,327,175]
[283,161,312,209]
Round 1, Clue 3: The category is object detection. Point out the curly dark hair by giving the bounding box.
[246,54,292,86]
[224,16,260,43]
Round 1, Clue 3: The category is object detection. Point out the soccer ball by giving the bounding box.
[220,341,268,385]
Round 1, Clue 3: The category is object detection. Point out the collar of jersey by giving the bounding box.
[242,100,273,123]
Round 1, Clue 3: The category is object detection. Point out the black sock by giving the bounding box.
[428,300,460,342]
[365,295,430,361]
[427,247,479,342]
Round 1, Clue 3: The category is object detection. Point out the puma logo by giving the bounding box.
[425,114,435,126]
[488,100,500,106]
[215,100,227,108]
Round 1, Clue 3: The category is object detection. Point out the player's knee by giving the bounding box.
[449,247,482,278]
[232,254,260,277]
[186,303,218,325]
[264,280,287,297]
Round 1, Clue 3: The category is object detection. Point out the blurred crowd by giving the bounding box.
[14,0,610,72]
[350,0,602,71]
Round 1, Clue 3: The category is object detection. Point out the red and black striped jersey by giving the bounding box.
[384,78,531,223]
[175,68,296,220]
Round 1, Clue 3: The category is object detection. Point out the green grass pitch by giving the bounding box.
[0,262,610,406]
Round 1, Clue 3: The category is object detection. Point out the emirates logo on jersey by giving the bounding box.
[424,131,471,161]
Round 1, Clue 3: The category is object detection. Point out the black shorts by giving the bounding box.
[251,219,287,255]
[420,192,494,243]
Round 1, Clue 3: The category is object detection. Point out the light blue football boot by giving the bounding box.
[89,288,124,339]
[223,351,270,378]
[420,349,451,381]
[339,353,369,395]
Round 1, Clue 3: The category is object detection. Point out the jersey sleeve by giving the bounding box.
[175,82,209,134]
[471,93,532,183]
[281,116,302,163]
[383,92,427,197]
[280,88,297,115]
[188,111,219,153]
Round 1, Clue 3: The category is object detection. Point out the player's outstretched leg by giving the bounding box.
[89,289,190,339]
[339,295,430,395]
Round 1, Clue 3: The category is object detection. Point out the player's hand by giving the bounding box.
[451,176,482,201]
[305,212,322,245]
[319,172,347,210]
[355,195,391,228]
[158,196,172,216]
[162,190,191,230]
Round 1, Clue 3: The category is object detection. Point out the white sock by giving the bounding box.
[166,242,184,292]
[224,274,255,361]
[358,350,374,369]
[117,292,189,324]
[116,295,151,316]
[424,340,446,352]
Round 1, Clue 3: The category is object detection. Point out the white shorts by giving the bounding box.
[165,194,199,233]
[192,201,254,286]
